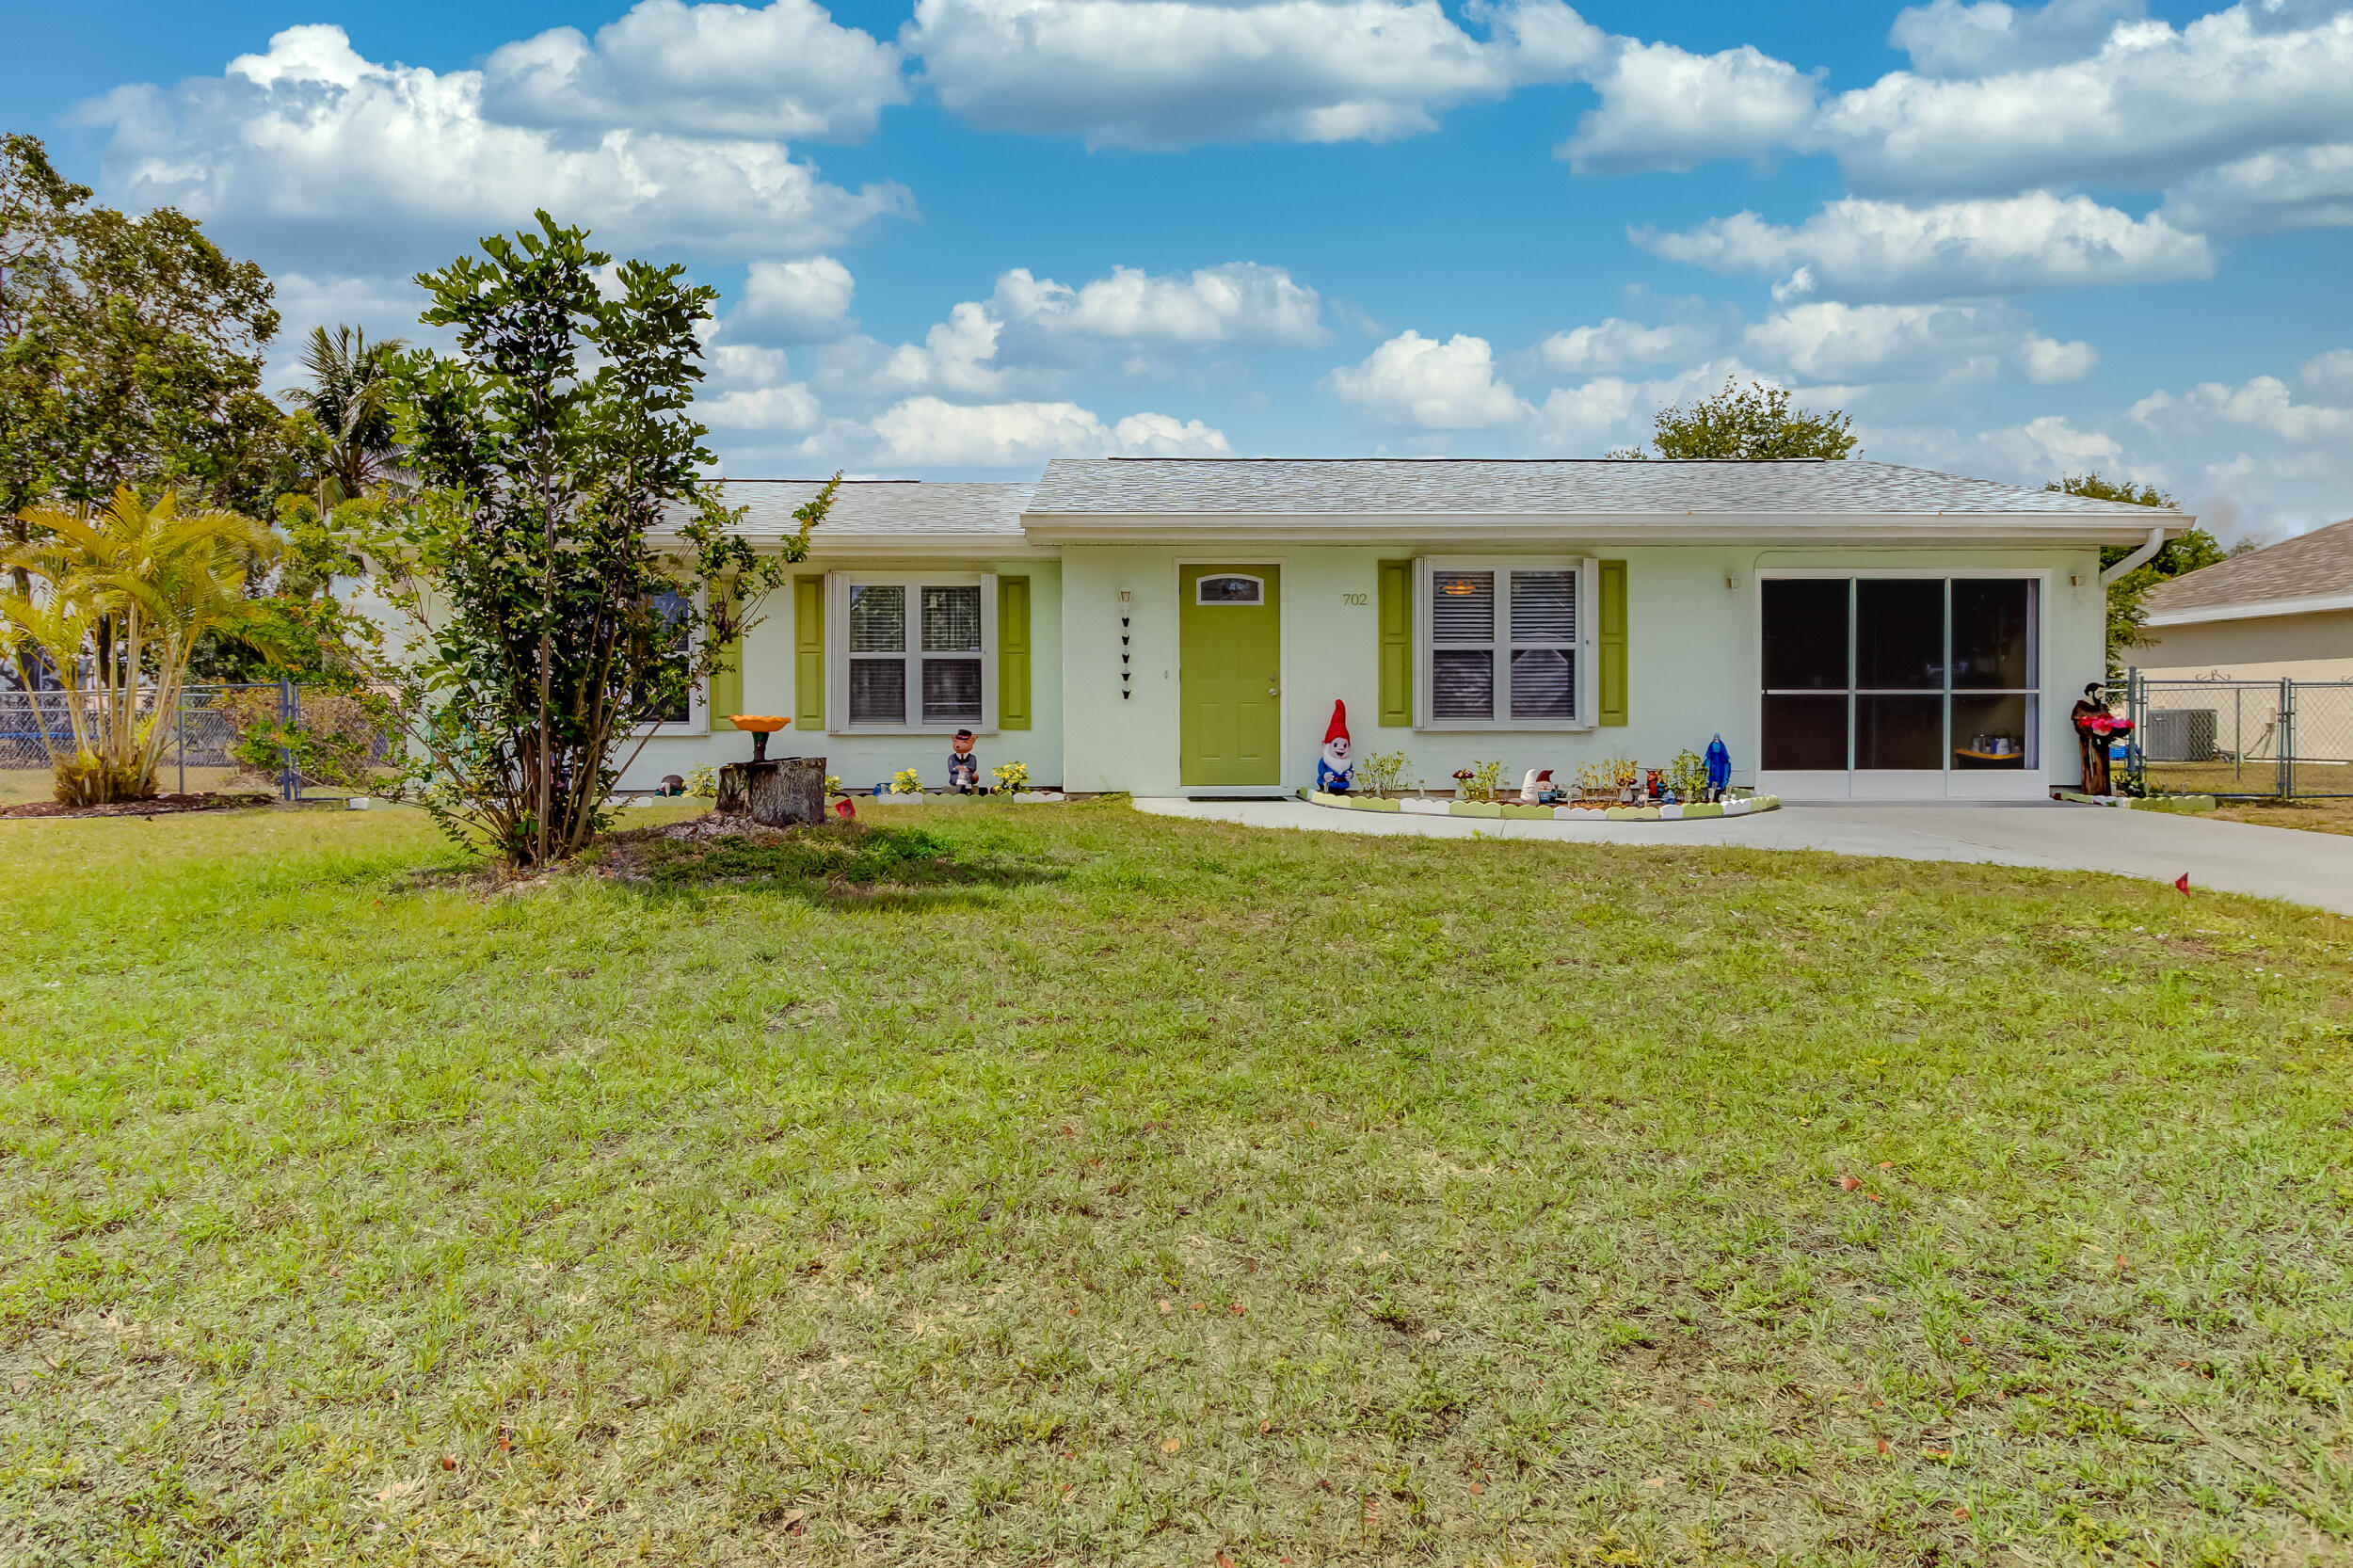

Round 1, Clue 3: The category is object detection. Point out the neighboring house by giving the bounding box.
[644,458,2186,800]
[2136,517,2353,682]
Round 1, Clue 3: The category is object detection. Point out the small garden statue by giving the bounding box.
[1519,768,1558,804]
[1318,700,1354,793]
[2071,683,2132,795]
[948,729,981,792]
[1705,734,1731,800]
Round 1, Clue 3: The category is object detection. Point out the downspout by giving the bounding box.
[2099,525,2167,587]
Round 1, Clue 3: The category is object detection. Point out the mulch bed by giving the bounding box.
[0,792,279,820]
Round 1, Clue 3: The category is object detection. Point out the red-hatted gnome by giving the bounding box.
[1318,699,1354,793]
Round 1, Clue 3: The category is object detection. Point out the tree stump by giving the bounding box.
[716,756,825,826]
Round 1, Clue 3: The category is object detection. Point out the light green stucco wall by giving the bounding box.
[620,554,1063,793]
[1059,544,2106,794]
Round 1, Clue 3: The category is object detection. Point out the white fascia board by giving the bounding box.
[2144,591,2353,627]
[1016,510,2192,548]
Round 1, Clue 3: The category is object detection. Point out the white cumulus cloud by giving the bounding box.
[482,0,906,141]
[904,0,1601,148]
[1535,316,1719,374]
[728,256,859,343]
[80,24,910,270]
[871,396,1230,463]
[1641,192,2215,301]
[2164,140,2353,233]
[1322,330,1529,428]
[1558,39,1823,174]
[991,263,1327,345]
[1819,3,2353,198]
[1887,0,2145,79]
[2131,369,2353,443]
[1741,301,2097,384]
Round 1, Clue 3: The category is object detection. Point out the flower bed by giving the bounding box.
[1305,791,1780,822]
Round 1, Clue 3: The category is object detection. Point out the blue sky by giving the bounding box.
[11,0,2352,536]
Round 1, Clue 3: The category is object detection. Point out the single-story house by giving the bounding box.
[2135,516,2353,682]
[639,457,2189,800]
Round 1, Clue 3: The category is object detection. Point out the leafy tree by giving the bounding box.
[356,213,829,868]
[2052,473,2226,672]
[0,487,275,803]
[0,134,284,537]
[1613,377,1859,460]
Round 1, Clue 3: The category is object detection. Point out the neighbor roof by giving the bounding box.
[2142,517,2353,626]
[1021,458,2190,545]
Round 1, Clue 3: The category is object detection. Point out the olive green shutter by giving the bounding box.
[1597,559,1628,728]
[1377,559,1413,728]
[709,581,741,729]
[793,574,825,732]
[997,575,1032,730]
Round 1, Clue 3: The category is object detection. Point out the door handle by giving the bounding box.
[1267,685,1279,696]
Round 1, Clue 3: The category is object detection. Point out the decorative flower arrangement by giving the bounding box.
[992,760,1031,794]
[890,767,923,795]
[2073,711,2136,740]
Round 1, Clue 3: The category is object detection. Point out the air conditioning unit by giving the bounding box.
[2144,708,2218,762]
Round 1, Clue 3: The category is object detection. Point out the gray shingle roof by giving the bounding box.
[1027,457,2185,518]
[707,480,1032,539]
[2142,517,2353,619]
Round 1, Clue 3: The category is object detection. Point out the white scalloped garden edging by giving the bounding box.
[1306,791,1781,823]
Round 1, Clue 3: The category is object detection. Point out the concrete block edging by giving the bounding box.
[1306,792,1782,823]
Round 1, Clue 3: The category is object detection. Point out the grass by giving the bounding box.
[2207,799,2353,838]
[3,800,2350,1566]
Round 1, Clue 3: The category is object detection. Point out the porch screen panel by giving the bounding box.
[1950,579,2039,768]
[1761,579,1849,769]
[1854,580,1945,769]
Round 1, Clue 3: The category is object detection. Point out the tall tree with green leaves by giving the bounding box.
[2050,472,2228,673]
[360,212,828,868]
[0,133,283,537]
[1613,377,1859,460]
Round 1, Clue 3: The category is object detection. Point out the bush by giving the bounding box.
[223,688,392,791]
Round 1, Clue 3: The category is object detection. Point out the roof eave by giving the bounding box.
[2145,590,2353,627]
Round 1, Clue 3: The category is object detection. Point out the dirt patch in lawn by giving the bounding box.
[2208,797,2353,836]
[0,791,277,820]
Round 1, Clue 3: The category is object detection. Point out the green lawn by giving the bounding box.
[2,802,2349,1566]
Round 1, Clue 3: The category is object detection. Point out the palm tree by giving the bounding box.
[1,487,275,803]
[284,324,409,509]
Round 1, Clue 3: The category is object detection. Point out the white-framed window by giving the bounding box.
[827,570,998,733]
[1195,573,1264,605]
[1417,558,1594,730]
[634,585,708,733]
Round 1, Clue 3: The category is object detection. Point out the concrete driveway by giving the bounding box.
[1135,795,2353,917]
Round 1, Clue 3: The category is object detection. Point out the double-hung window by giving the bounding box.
[829,571,998,732]
[1417,559,1593,729]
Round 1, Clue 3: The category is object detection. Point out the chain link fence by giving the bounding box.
[2,681,397,808]
[2124,671,2353,798]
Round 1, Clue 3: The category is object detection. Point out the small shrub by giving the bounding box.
[1459,760,1505,801]
[1667,748,1707,799]
[890,767,923,795]
[224,688,392,792]
[685,763,718,798]
[1357,750,1407,796]
[992,760,1031,794]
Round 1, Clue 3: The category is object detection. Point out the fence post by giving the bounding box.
[2279,678,2293,800]
[176,697,186,798]
[2123,666,2140,792]
[279,676,297,803]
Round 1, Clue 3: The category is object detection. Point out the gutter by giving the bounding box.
[2099,525,2168,588]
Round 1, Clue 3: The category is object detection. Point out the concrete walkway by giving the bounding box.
[1135,795,2353,917]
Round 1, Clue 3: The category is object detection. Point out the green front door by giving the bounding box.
[1179,565,1283,787]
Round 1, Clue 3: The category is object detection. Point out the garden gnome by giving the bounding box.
[1519,768,1554,803]
[947,728,981,792]
[1317,700,1354,792]
[2072,682,2111,795]
[1705,734,1731,800]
